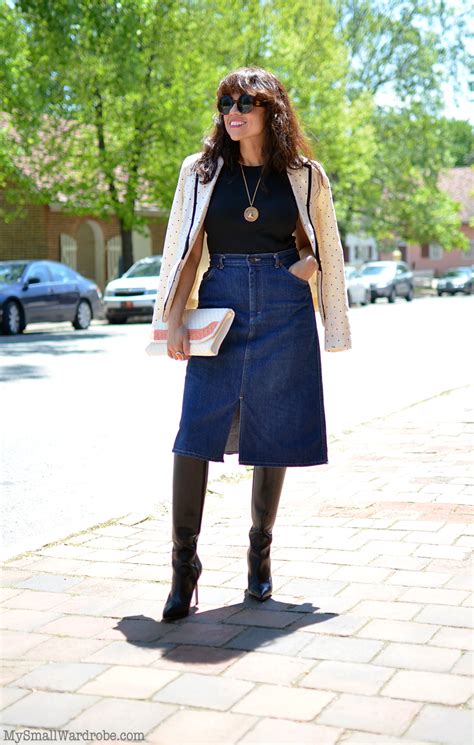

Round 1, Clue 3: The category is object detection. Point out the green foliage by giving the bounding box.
[0,0,471,258]
[442,119,474,167]
[361,105,469,250]
[334,0,470,107]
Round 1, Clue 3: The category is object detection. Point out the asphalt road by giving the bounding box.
[1,294,473,560]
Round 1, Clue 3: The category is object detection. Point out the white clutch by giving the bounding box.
[146,307,235,357]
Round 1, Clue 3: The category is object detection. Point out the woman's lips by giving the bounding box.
[229,120,245,128]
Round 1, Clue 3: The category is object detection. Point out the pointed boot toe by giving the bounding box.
[247,577,273,602]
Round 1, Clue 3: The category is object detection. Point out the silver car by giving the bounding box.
[103,256,162,324]
[436,268,473,296]
[359,261,414,303]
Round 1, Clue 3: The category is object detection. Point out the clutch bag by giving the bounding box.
[146,307,235,357]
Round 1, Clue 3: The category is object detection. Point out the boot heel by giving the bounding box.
[194,583,199,606]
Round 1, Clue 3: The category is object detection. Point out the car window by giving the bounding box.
[48,263,78,282]
[125,258,162,278]
[0,262,28,283]
[345,267,356,279]
[448,268,469,277]
[361,265,386,275]
[25,262,51,283]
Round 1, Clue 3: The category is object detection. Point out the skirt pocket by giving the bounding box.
[279,263,311,288]
[200,266,219,286]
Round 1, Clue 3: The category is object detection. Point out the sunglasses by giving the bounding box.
[217,93,268,115]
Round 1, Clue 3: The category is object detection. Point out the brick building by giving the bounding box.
[0,190,167,290]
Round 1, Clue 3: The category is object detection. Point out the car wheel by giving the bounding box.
[107,316,128,324]
[406,287,414,301]
[370,294,376,303]
[2,300,24,335]
[388,287,396,303]
[437,290,443,296]
[360,290,370,306]
[347,291,353,308]
[73,300,92,330]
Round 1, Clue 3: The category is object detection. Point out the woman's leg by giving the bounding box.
[247,466,286,601]
[162,454,209,621]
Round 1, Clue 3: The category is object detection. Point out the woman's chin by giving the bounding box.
[227,131,244,142]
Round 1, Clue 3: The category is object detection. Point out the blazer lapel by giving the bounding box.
[287,165,318,261]
[185,156,224,258]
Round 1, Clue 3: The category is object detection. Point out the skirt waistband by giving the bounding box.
[209,247,299,268]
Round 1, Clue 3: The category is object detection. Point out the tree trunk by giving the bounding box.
[120,220,134,273]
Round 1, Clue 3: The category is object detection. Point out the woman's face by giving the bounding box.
[222,90,267,147]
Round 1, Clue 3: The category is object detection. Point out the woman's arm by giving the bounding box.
[290,215,318,281]
[166,224,205,360]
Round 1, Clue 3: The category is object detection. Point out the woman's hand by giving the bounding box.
[289,255,318,282]
[167,322,190,361]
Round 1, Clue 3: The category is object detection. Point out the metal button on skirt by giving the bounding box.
[173,247,328,467]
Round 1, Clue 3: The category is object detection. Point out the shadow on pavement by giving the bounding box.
[0,363,49,382]
[114,599,338,665]
[1,331,113,357]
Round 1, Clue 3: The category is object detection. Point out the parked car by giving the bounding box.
[0,260,102,335]
[103,255,162,323]
[359,261,414,303]
[436,267,473,296]
[344,265,370,306]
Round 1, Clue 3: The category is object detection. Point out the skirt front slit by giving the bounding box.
[173,247,328,467]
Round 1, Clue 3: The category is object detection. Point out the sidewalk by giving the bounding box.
[1,386,473,744]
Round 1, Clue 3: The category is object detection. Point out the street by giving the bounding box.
[1,295,473,560]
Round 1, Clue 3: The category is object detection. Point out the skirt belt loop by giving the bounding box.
[218,255,225,269]
[273,253,281,268]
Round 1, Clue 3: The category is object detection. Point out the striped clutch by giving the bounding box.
[146,307,235,357]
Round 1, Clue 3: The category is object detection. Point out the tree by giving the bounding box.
[360,105,469,251]
[331,0,471,249]
[1,0,216,269]
[334,0,471,110]
[442,118,474,167]
[1,0,470,265]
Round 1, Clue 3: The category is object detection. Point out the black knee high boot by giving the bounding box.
[162,454,209,621]
[247,466,286,602]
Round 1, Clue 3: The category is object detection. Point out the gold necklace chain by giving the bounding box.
[240,163,262,222]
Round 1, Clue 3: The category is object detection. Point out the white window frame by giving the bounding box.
[60,234,77,269]
[429,243,443,261]
[107,236,122,279]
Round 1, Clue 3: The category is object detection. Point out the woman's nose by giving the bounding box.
[229,100,239,113]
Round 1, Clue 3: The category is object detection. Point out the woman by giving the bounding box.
[151,66,351,621]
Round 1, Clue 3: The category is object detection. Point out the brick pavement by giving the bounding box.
[1,385,473,744]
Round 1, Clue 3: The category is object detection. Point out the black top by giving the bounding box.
[204,163,299,254]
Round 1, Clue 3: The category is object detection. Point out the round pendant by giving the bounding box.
[244,206,259,222]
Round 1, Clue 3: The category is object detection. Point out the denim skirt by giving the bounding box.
[173,247,328,467]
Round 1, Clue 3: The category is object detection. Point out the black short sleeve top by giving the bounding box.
[204,163,299,254]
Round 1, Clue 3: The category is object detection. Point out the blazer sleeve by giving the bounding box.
[151,157,189,325]
[312,161,352,352]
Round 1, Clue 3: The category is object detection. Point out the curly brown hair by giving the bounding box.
[193,66,314,184]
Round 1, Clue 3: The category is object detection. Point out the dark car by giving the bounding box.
[436,267,473,296]
[359,261,414,303]
[0,260,102,335]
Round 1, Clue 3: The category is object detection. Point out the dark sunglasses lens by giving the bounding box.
[218,95,234,114]
[239,94,254,113]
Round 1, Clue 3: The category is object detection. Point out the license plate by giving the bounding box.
[121,301,134,309]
